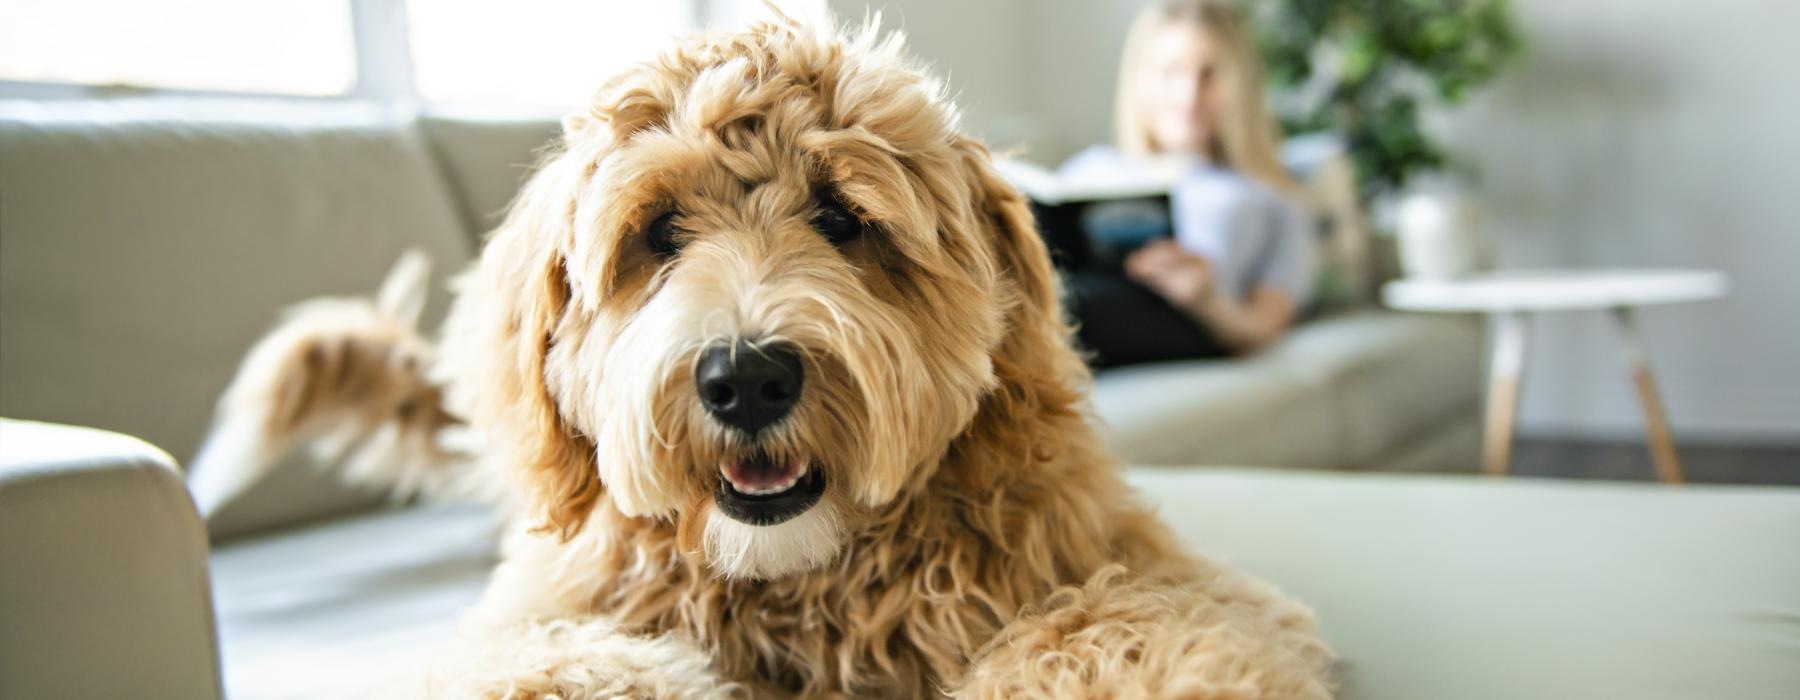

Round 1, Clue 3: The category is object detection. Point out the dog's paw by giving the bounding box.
[421,619,743,700]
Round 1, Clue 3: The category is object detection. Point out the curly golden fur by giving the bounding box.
[194,13,1333,699]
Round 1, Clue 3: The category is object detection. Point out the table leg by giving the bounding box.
[1482,312,1530,476]
[1610,307,1686,484]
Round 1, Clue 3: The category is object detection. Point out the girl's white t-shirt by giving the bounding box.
[1058,146,1317,306]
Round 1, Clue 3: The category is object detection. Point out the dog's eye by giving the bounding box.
[811,194,865,247]
[645,211,684,257]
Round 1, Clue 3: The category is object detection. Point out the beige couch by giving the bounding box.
[5,418,1797,699]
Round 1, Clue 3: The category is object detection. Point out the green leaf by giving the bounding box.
[1254,0,1524,202]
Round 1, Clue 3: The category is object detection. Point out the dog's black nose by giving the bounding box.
[696,341,804,435]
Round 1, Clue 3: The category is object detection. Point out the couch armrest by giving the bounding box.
[0,419,223,700]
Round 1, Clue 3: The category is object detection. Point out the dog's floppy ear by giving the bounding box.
[459,148,603,540]
[954,137,1088,418]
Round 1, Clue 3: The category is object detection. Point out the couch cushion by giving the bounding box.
[1129,469,1800,700]
[1266,310,1484,467]
[416,113,559,240]
[210,503,497,700]
[210,470,1800,700]
[1091,310,1483,470]
[0,100,476,538]
[1093,357,1340,468]
[1364,403,1483,473]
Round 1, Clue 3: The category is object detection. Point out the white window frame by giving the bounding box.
[0,0,718,104]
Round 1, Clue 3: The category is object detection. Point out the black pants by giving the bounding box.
[1063,271,1226,370]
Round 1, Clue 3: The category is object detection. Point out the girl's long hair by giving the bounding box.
[1113,0,1296,192]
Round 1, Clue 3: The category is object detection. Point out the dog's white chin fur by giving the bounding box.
[703,500,844,580]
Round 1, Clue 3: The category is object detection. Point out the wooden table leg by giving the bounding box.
[1482,312,1530,476]
[1611,307,1686,484]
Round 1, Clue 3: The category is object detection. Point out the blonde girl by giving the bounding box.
[1061,0,1316,366]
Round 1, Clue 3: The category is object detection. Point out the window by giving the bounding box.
[407,1,693,109]
[0,0,357,96]
[0,0,829,104]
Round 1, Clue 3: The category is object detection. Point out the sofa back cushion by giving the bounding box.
[416,112,560,241]
[0,100,474,538]
[1129,468,1800,700]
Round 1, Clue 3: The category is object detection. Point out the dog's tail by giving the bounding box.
[186,252,484,517]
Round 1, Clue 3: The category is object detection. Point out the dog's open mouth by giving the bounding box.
[714,451,825,526]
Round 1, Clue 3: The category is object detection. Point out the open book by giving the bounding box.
[994,158,1182,273]
[994,134,1367,307]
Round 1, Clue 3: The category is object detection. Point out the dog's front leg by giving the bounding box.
[416,617,741,699]
[955,565,1334,700]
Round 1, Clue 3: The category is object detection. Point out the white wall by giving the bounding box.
[1435,0,1800,441]
[828,0,1140,160]
[833,0,1800,442]
[828,0,1043,151]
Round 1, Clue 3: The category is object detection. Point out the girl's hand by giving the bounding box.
[1124,239,1215,309]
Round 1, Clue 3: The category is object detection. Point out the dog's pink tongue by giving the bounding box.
[724,456,801,491]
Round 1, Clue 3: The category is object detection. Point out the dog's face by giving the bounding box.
[454,22,1073,579]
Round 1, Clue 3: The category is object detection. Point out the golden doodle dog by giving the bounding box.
[190,14,1333,699]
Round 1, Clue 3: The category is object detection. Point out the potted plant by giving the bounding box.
[1255,0,1523,278]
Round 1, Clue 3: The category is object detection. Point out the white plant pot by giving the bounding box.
[1395,191,1489,279]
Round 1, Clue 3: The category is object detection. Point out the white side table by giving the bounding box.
[1383,269,1728,482]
